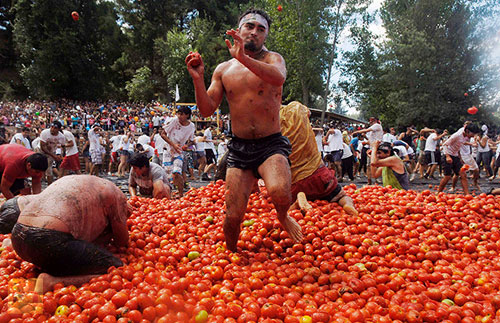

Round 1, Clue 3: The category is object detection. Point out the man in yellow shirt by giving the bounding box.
[280,101,357,215]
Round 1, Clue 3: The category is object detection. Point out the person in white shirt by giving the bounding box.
[422,129,448,179]
[352,117,383,185]
[151,128,167,166]
[323,127,343,178]
[382,127,397,144]
[117,132,132,177]
[38,121,66,184]
[60,128,81,176]
[313,128,324,158]
[108,130,123,175]
[152,115,161,130]
[217,136,228,163]
[202,125,217,181]
[135,143,155,159]
[10,127,32,150]
[194,132,207,180]
[88,125,104,176]
[340,142,354,181]
[438,123,480,194]
[160,106,195,197]
[137,134,151,146]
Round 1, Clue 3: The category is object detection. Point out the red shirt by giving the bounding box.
[0,144,40,183]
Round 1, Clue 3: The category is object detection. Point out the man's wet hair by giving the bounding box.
[465,123,480,134]
[129,153,149,168]
[239,8,272,29]
[26,153,48,171]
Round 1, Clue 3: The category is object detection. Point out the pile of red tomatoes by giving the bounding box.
[1,180,500,322]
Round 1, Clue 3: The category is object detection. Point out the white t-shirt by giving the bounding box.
[141,144,155,158]
[327,129,343,151]
[110,135,123,153]
[32,137,41,151]
[39,129,66,154]
[10,133,31,149]
[153,134,166,153]
[137,134,151,146]
[152,116,160,127]
[443,129,468,157]
[366,123,383,143]
[63,130,78,156]
[195,136,205,152]
[88,128,101,151]
[217,140,228,161]
[393,145,408,158]
[424,133,438,152]
[341,143,353,159]
[204,128,216,151]
[162,116,195,157]
[382,133,397,144]
[315,132,323,153]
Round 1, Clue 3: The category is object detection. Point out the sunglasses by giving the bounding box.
[377,148,390,153]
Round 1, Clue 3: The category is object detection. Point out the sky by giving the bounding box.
[332,0,385,116]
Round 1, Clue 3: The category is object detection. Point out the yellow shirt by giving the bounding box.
[280,101,322,184]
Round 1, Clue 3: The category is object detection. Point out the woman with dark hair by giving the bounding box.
[370,141,409,190]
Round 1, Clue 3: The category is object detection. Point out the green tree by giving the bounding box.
[12,0,125,99]
[342,0,496,129]
[125,66,155,102]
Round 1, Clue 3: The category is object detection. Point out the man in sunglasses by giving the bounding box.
[370,141,409,190]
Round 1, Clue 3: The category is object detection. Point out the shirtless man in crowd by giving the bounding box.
[0,175,130,293]
[186,8,302,252]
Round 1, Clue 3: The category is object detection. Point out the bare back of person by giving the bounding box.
[17,175,126,242]
[220,54,282,139]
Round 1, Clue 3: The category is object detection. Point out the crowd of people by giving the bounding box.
[317,118,498,194]
[0,7,498,295]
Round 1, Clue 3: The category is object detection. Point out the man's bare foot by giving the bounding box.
[279,215,303,243]
[35,273,56,294]
[343,204,358,217]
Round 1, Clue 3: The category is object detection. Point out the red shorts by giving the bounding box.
[111,151,118,163]
[291,166,340,202]
[60,153,80,171]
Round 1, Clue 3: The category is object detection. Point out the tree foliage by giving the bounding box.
[12,0,125,99]
[342,0,499,129]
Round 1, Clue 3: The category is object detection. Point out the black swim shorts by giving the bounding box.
[11,223,123,276]
[227,133,291,177]
[0,196,20,234]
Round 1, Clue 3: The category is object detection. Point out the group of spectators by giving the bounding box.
[1,99,497,199]
[0,100,230,199]
[318,117,498,193]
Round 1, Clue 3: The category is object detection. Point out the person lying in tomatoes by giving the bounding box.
[3,175,130,294]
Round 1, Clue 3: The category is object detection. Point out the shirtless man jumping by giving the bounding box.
[186,8,302,252]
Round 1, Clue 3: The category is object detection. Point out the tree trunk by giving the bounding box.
[320,0,344,126]
[301,78,309,106]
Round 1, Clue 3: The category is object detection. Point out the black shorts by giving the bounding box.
[227,133,291,177]
[0,196,20,234]
[11,223,123,276]
[425,151,438,165]
[205,148,216,165]
[442,155,462,176]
